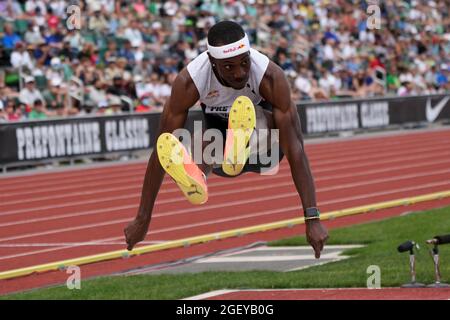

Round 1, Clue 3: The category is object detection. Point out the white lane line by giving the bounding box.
[1,166,450,236]
[284,256,353,272]
[2,150,450,207]
[0,241,166,247]
[248,245,364,251]
[183,290,238,300]
[310,138,450,163]
[3,154,450,214]
[0,205,135,228]
[311,144,448,166]
[0,139,444,202]
[1,139,447,196]
[2,155,450,219]
[0,154,450,228]
[0,154,447,230]
[1,131,448,196]
[194,252,342,263]
[0,165,146,189]
[0,133,440,185]
[0,180,449,261]
[2,138,449,200]
[214,244,364,257]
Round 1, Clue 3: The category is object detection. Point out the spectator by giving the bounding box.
[0,0,24,19]
[132,0,147,18]
[104,57,121,82]
[104,40,120,63]
[19,76,45,108]
[42,77,68,111]
[115,57,132,81]
[45,57,65,86]
[107,75,132,98]
[0,100,6,122]
[10,42,34,71]
[133,57,154,80]
[147,73,171,107]
[85,79,108,108]
[294,68,312,99]
[105,95,123,115]
[0,0,448,120]
[46,7,60,30]
[64,30,84,56]
[89,7,108,32]
[28,99,49,120]
[96,101,109,115]
[24,23,45,46]
[118,40,135,64]
[398,81,418,96]
[49,0,67,17]
[25,0,47,16]
[44,28,64,51]
[387,65,401,92]
[124,21,144,48]
[33,6,47,27]
[436,64,449,88]
[33,42,51,67]
[2,23,22,50]
[4,99,23,121]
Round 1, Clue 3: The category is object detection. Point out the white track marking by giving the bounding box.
[1,130,450,265]
[0,180,449,261]
[183,290,238,300]
[0,156,447,230]
[2,139,448,199]
[2,155,450,219]
[2,151,450,214]
[194,252,342,263]
[1,138,447,195]
[2,150,450,207]
[0,132,443,185]
[0,241,165,247]
[1,167,450,232]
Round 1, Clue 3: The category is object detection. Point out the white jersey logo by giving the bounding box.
[426,96,450,122]
[204,105,231,119]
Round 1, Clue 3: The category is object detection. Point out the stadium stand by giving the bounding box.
[0,0,449,122]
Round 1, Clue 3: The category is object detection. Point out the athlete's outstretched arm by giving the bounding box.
[260,62,328,258]
[124,69,199,250]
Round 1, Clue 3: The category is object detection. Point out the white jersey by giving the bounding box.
[187,48,270,120]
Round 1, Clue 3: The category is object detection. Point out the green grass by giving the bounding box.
[2,206,450,299]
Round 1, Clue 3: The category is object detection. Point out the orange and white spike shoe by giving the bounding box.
[222,96,256,176]
[157,133,208,205]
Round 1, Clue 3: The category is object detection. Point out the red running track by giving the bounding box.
[200,288,450,300]
[1,128,450,296]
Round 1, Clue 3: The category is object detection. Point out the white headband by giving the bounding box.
[207,33,250,59]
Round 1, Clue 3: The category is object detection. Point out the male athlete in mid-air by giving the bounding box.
[124,21,329,258]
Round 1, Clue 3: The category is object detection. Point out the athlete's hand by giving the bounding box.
[305,219,329,259]
[124,216,150,251]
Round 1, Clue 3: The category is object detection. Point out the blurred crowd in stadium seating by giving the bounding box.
[0,0,449,122]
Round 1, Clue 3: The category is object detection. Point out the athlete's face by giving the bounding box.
[210,51,251,90]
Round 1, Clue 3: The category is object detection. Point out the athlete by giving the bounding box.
[124,21,328,258]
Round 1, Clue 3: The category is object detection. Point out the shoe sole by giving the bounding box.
[157,133,208,205]
[222,96,256,176]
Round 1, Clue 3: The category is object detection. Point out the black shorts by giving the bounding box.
[201,101,284,177]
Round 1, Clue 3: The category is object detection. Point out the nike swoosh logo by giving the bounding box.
[426,96,450,122]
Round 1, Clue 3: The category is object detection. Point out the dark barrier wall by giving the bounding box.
[0,111,204,166]
[1,94,449,166]
[298,94,450,134]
